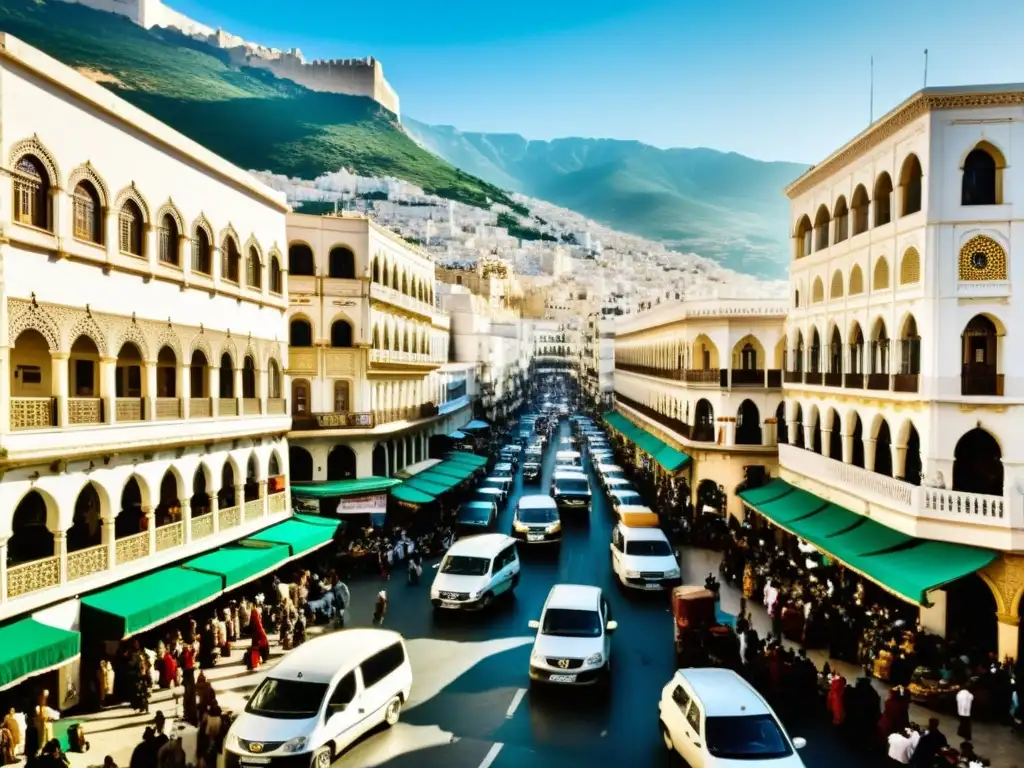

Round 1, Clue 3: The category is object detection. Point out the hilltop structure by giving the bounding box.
[55,0,401,116]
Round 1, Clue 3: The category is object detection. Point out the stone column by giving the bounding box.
[101,517,116,571]
[144,222,157,271]
[100,356,118,424]
[179,358,191,420]
[996,613,1020,663]
[892,444,907,480]
[103,211,117,258]
[181,498,192,545]
[144,506,156,555]
[144,360,158,421]
[234,484,246,515]
[51,352,69,427]
[842,432,854,464]
[821,428,833,458]
[863,438,877,472]
[259,364,269,415]
[52,529,68,584]
[209,493,220,534]
[50,187,65,242]
[208,364,219,416]
[234,365,244,415]
[179,234,192,280]
[802,423,814,449]
[258,480,268,516]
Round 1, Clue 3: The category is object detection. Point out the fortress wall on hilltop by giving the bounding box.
[55,0,401,117]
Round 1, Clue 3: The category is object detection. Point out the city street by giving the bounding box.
[331,419,867,768]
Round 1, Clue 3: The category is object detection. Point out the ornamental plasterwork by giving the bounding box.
[958,235,1008,282]
[8,135,62,187]
[112,183,151,221]
[788,90,1024,197]
[154,199,186,231]
[7,298,282,368]
[66,162,110,206]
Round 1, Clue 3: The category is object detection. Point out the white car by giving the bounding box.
[608,488,644,513]
[659,668,807,767]
[430,534,520,611]
[596,464,626,486]
[603,477,635,494]
[492,461,515,478]
[610,520,680,590]
[225,630,412,768]
[480,475,512,500]
[528,584,616,688]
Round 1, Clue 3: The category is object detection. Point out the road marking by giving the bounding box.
[505,687,527,718]
[478,742,504,768]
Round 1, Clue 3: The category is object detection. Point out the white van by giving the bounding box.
[225,629,412,768]
[512,494,562,545]
[528,584,616,688]
[554,450,582,470]
[430,533,520,611]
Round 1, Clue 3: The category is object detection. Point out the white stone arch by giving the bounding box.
[111,321,151,361]
[112,183,151,222]
[9,301,61,351]
[187,332,214,364]
[199,455,224,492]
[117,469,155,511]
[153,325,184,362]
[218,224,241,252]
[244,449,264,482]
[268,445,287,478]
[217,337,239,369]
[154,199,186,232]
[67,162,110,207]
[64,313,109,356]
[842,407,864,437]
[243,235,264,262]
[9,134,61,187]
[64,476,115,531]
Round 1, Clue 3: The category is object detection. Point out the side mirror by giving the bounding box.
[792,737,807,750]
[606,620,618,632]
[609,542,615,552]
[528,620,540,630]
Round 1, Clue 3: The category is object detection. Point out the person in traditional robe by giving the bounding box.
[157,644,177,690]
[827,675,847,726]
[2,708,21,762]
[878,686,911,743]
[249,608,270,662]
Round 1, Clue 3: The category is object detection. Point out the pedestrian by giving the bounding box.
[373,590,388,625]
[956,684,974,741]
[887,726,915,765]
[408,552,422,585]
[910,718,947,766]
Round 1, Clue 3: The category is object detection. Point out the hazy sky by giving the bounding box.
[171,0,1024,163]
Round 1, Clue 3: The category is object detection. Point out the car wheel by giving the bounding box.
[384,695,402,726]
[312,746,332,768]
[660,722,675,753]
[481,592,494,609]
[511,572,520,588]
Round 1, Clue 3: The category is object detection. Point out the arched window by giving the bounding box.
[219,353,235,398]
[72,181,102,244]
[270,255,283,293]
[246,247,262,289]
[291,379,310,416]
[849,264,865,295]
[329,246,356,279]
[830,270,844,299]
[372,257,381,283]
[158,213,179,265]
[899,154,923,215]
[899,315,921,377]
[289,318,313,347]
[288,243,315,276]
[813,205,830,252]
[899,248,921,285]
[873,173,893,227]
[873,256,890,291]
[961,315,1000,396]
[331,320,353,348]
[811,277,824,303]
[832,196,849,244]
[851,184,870,235]
[13,155,50,230]
[870,319,889,376]
[962,146,999,206]
[192,226,212,275]
[222,237,241,283]
[372,325,380,349]
[118,200,144,256]
[334,380,350,412]
[268,359,282,399]
[242,356,257,399]
[794,215,812,259]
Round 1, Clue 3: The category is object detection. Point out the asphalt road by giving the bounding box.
[331,418,870,768]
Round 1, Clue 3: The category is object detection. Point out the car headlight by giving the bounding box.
[624,570,640,578]
[225,732,242,751]
[585,653,604,666]
[530,650,546,665]
[666,567,681,579]
[546,521,562,533]
[469,590,481,600]
[281,736,308,753]
[513,520,529,532]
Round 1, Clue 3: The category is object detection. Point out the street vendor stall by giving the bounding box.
[671,586,740,671]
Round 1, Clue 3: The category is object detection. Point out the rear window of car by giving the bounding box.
[704,715,793,760]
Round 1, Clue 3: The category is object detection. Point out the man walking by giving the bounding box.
[956,684,974,740]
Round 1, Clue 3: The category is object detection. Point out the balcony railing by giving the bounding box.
[156,397,181,420]
[269,491,288,514]
[116,531,150,565]
[778,443,1022,535]
[291,411,375,430]
[844,373,864,389]
[961,368,1004,396]
[784,370,803,384]
[242,398,261,416]
[11,397,56,430]
[67,544,108,581]
[191,512,215,540]
[803,371,823,385]
[189,398,212,418]
[69,397,103,425]
[155,522,183,552]
[893,374,919,393]
[115,397,144,422]
[6,555,60,598]
[614,393,693,440]
[867,373,890,391]
[824,372,843,388]
[217,399,238,417]
[218,504,241,531]
[731,368,765,386]
[369,281,436,317]
[244,498,264,522]
[267,398,286,415]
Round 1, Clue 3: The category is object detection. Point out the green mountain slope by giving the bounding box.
[405,120,807,278]
[0,0,520,211]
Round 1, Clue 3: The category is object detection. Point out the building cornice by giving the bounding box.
[785,86,1024,199]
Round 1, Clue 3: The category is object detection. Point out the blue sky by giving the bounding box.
[172,0,1024,163]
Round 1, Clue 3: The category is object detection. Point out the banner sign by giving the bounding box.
[335,493,388,516]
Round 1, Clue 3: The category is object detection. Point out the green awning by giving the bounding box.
[391,486,436,505]
[293,514,343,528]
[445,452,487,468]
[184,542,290,590]
[81,568,223,639]
[404,476,453,495]
[0,619,80,690]
[740,484,998,605]
[290,477,401,498]
[427,462,474,481]
[603,411,690,472]
[248,517,340,557]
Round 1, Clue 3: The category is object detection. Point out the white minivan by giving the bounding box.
[430,533,520,611]
[528,584,616,688]
[224,629,412,768]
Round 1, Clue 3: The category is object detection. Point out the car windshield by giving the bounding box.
[625,540,673,556]
[459,505,491,522]
[483,478,506,488]
[542,608,603,638]
[556,479,589,493]
[519,507,557,524]
[245,678,328,720]
[614,492,641,504]
[705,715,793,760]
[440,555,490,575]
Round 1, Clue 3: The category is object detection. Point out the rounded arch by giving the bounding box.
[873,416,893,476]
[830,269,844,298]
[832,194,848,219]
[813,204,831,251]
[288,241,316,276]
[328,244,356,279]
[693,398,715,442]
[736,399,761,445]
[327,445,357,481]
[811,276,824,303]
[851,184,870,235]
[898,153,923,216]
[8,488,57,565]
[775,401,788,444]
[112,183,151,223]
[289,315,314,348]
[68,480,107,552]
[115,474,152,538]
[155,200,185,233]
[692,334,719,369]
[9,135,61,187]
[959,139,1006,171]
[792,402,805,448]
[958,234,1007,282]
[848,263,865,295]
[190,464,211,513]
[267,357,283,399]
[961,141,1004,206]
[289,446,314,482]
[268,448,283,478]
[731,334,764,371]
[873,172,894,226]
[67,162,110,207]
[872,256,890,291]
[330,317,353,348]
[899,247,921,285]
[953,427,1003,496]
[827,408,843,460]
[793,214,812,259]
[846,410,865,467]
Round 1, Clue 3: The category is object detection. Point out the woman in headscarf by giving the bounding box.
[827,674,847,726]
[249,607,270,662]
[156,642,177,690]
[877,685,910,743]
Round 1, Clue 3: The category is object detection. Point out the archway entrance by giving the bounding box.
[327,445,356,480]
[735,400,761,445]
[953,428,1003,496]
[9,491,53,565]
[372,444,387,476]
[696,479,725,515]
[115,478,145,538]
[69,484,102,552]
[155,471,180,528]
[945,574,997,660]
[903,425,922,485]
[874,420,893,476]
[245,455,260,501]
[775,402,788,444]
[191,468,210,515]
[219,463,236,509]
[289,446,314,482]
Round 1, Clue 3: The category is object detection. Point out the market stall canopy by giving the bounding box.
[403,476,454,495]
[391,485,436,505]
[247,516,341,557]
[290,477,400,498]
[739,482,998,605]
[603,411,690,472]
[427,462,475,482]
[397,459,441,479]
[0,618,80,690]
[463,420,490,431]
[184,542,291,590]
[445,452,488,469]
[81,568,223,639]
[448,430,468,440]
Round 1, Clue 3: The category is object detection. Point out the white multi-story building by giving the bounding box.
[613,298,786,517]
[284,213,475,481]
[580,311,616,409]
[0,35,293,695]
[778,83,1024,661]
